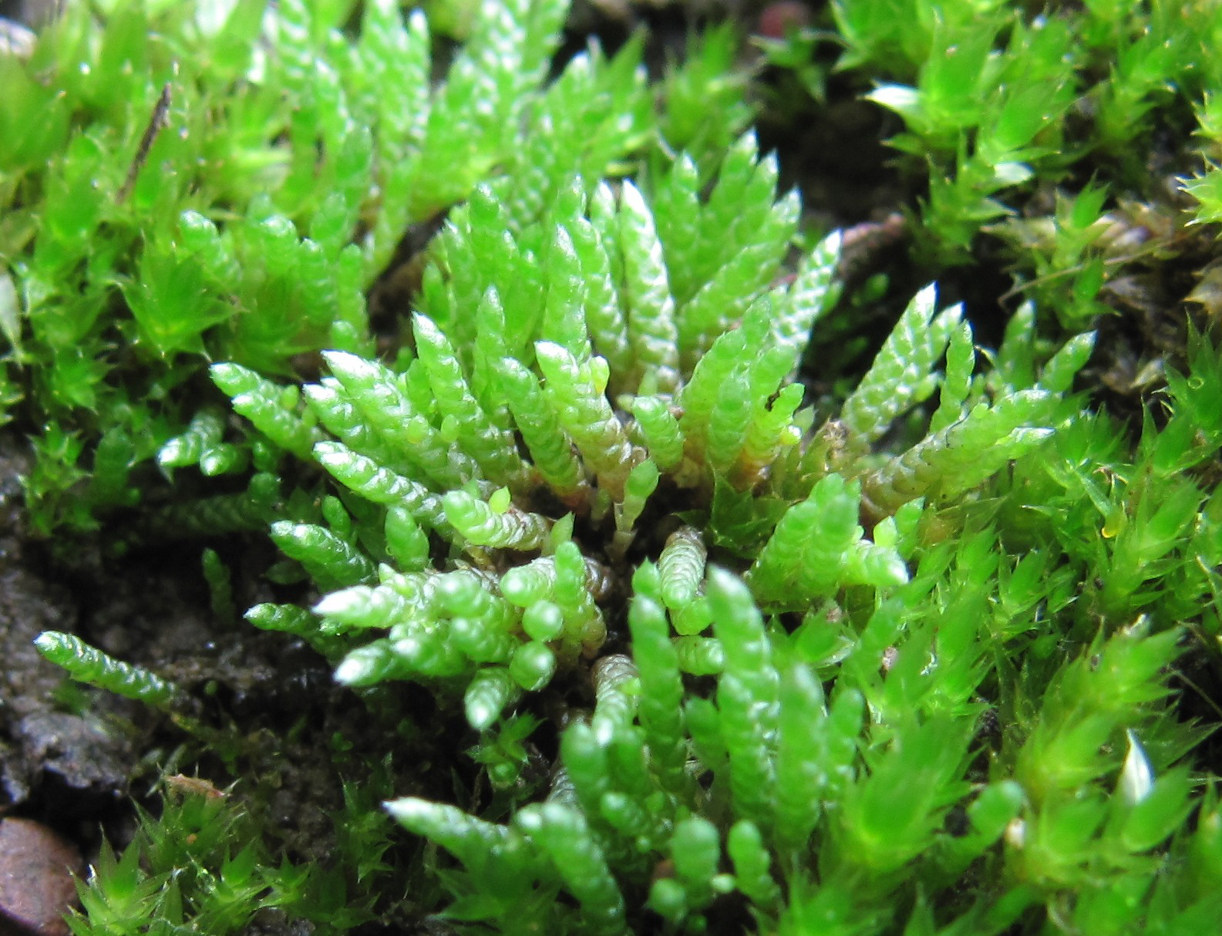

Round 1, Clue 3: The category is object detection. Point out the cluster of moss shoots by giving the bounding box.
[6,0,1222,933]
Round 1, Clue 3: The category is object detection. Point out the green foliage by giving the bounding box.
[34,631,184,712]
[382,548,1213,933]
[0,0,677,535]
[212,134,1083,747]
[208,110,1182,933]
[748,473,910,604]
[1185,78,1222,226]
[816,0,1220,268]
[68,778,389,936]
[21,0,1222,934]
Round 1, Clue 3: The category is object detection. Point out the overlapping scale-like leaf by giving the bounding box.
[840,284,962,446]
[536,341,637,499]
[747,474,909,604]
[413,313,524,485]
[617,182,680,393]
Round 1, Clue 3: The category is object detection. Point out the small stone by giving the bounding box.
[0,818,84,936]
[14,713,130,816]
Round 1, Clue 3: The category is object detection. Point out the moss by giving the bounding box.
[8,0,1222,933]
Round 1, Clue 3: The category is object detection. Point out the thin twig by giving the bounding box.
[117,82,172,203]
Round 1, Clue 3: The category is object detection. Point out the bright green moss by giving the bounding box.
[19,0,1222,933]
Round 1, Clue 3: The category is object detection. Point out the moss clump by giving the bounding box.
[9,0,1222,933]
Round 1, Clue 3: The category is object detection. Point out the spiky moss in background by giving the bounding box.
[12,0,1222,933]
